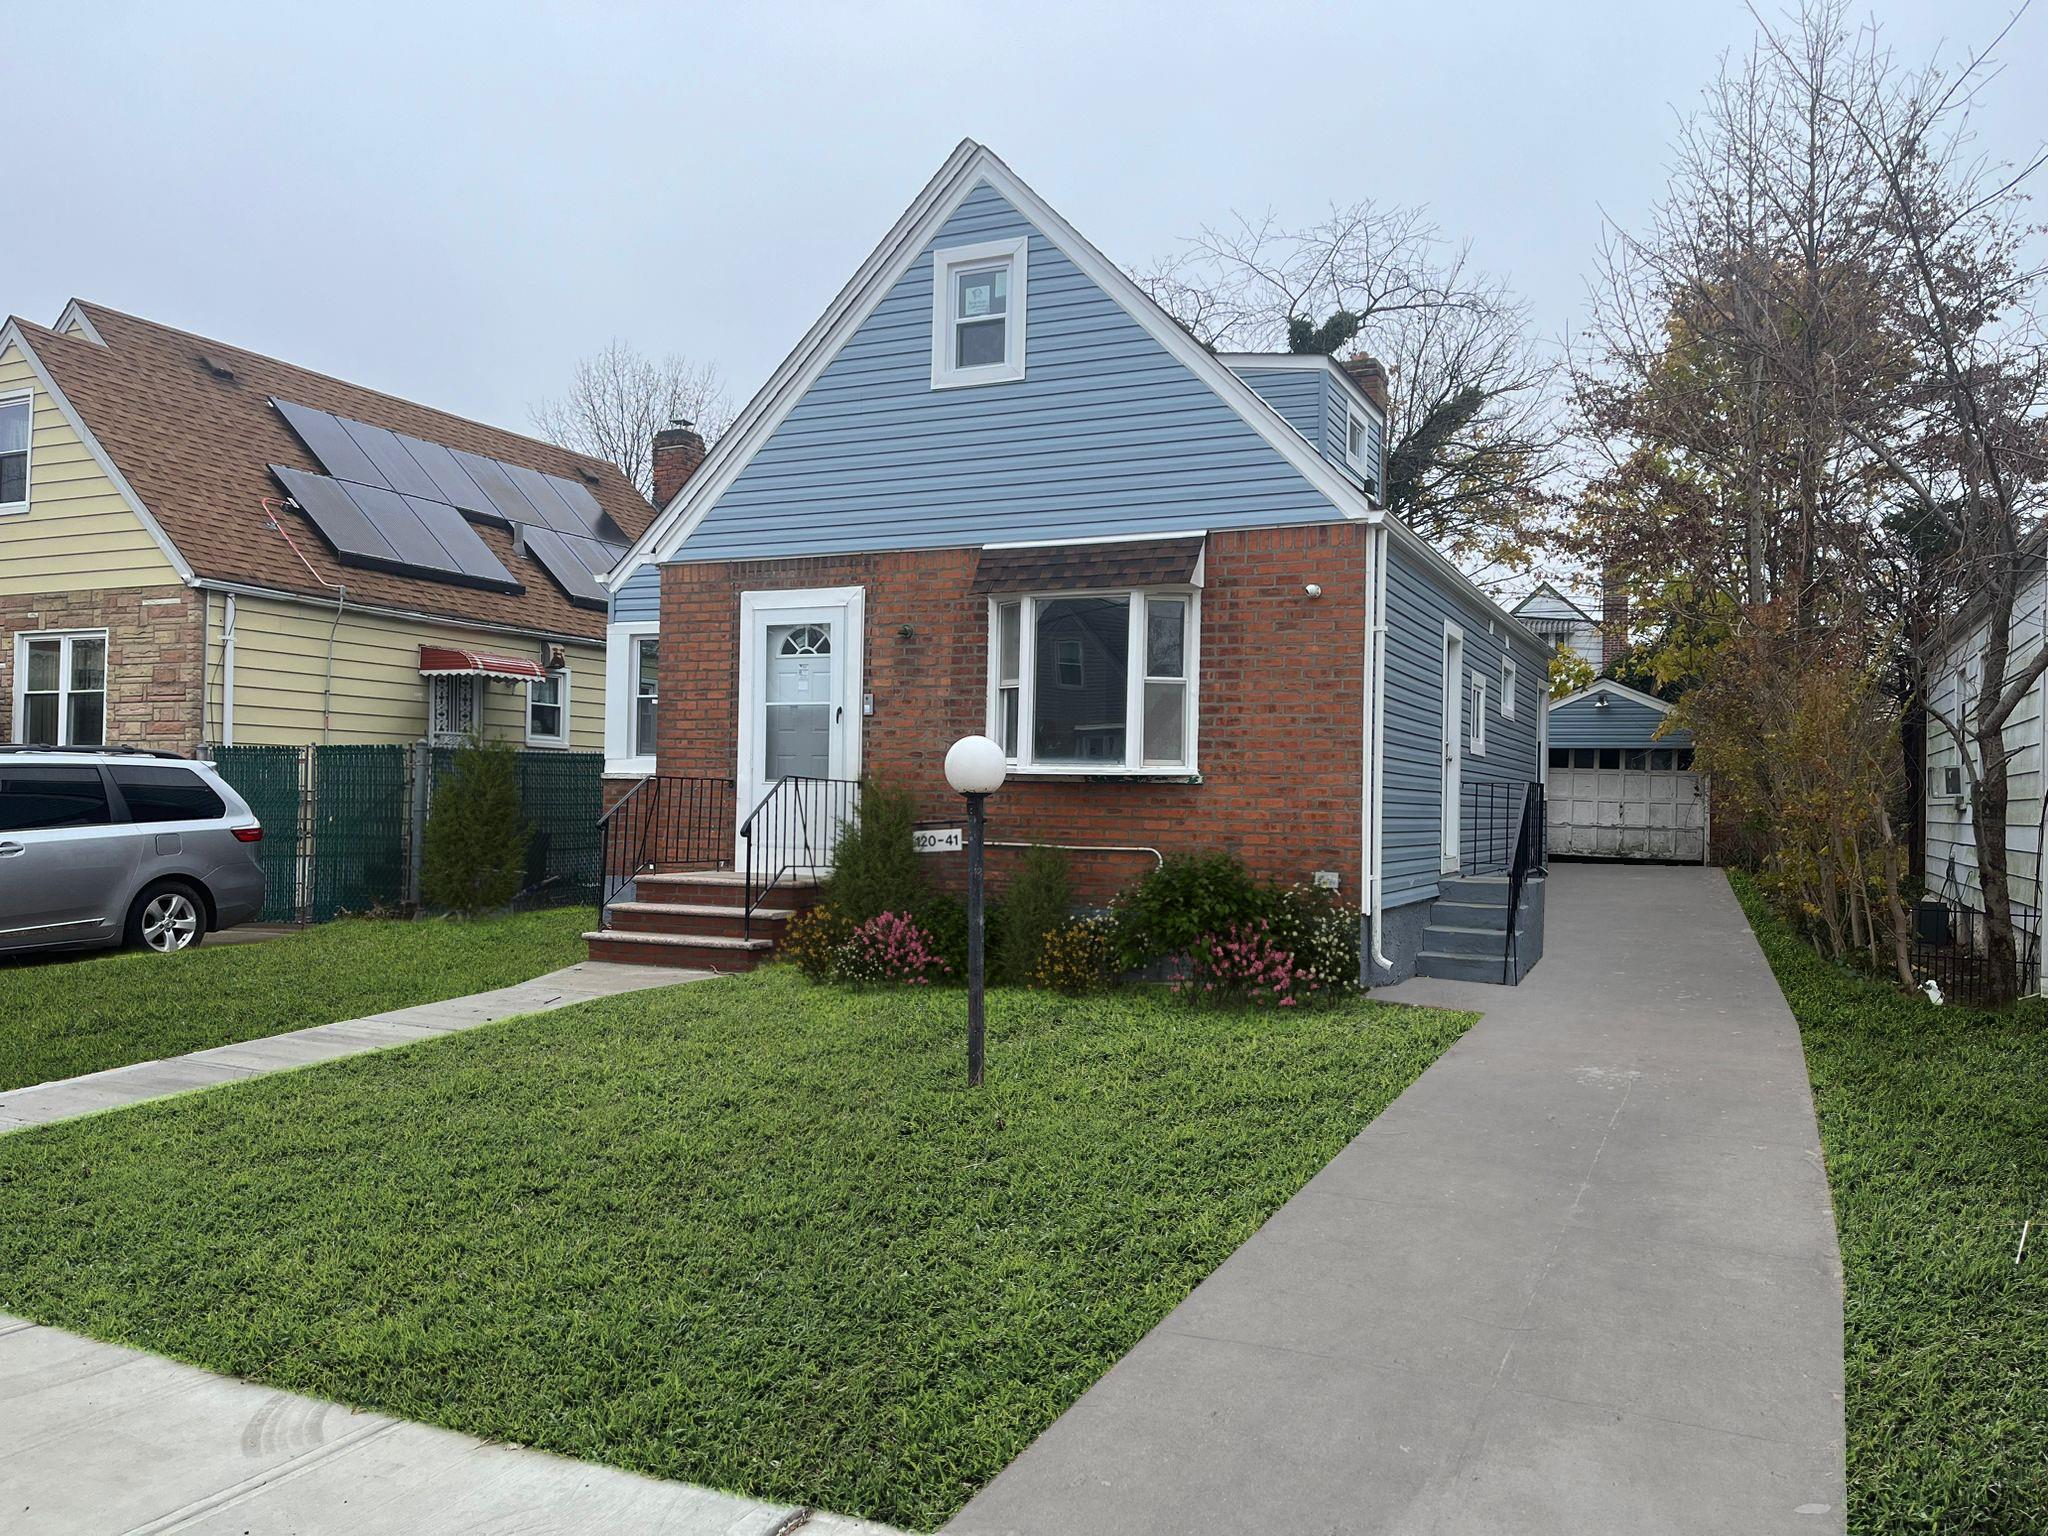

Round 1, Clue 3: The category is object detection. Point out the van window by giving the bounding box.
[0,765,112,832]
[111,764,226,823]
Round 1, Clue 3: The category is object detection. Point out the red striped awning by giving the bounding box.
[418,645,546,681]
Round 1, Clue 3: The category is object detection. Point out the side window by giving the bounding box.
[0,765,112,832]
[0,395,28,510]
[1501,659,1518,719]
[110,764,226,823]
[1469,675,1487,756]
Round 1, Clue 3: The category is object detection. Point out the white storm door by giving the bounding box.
[735,587,864,869]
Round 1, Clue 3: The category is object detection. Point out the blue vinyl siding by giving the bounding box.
[1234,367,1327,452]
[671,182,1339,563]
[1380,540,1547,908]
[1550,692,1690,749]
[611,563,661,624]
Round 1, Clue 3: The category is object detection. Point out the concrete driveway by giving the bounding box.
[950,862,1846,1535]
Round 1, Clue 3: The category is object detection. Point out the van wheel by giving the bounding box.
[126,882,208,953]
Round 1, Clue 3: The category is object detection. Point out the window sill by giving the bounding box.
[930,365,1026,391]
[1003,768,1202,785]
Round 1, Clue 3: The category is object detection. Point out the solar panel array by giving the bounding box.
[268,398,630,608]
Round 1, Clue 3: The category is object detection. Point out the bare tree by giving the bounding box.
[1137,206,1559,565]
[530,340,733,500]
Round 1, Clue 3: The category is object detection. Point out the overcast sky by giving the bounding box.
[10,1,2043,448]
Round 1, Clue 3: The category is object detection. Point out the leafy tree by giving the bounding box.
[422,733,530,916]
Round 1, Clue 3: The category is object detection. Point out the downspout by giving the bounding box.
[1364,521,1393,975]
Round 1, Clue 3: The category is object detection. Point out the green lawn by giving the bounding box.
[0,907,593,1092]
[1732,875,2048,1534]
[0,969,1471,1530]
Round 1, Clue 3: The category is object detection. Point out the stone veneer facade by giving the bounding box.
[0,587,207,751]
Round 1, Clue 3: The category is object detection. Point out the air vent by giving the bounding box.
[196,354,237,383]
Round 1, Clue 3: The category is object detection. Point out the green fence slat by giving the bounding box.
[425,745,605,909]
[310,744,410,921]
[209,745,304,922]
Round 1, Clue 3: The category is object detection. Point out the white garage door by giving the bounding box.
[1547,747,1706,861]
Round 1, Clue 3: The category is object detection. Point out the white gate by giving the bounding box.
[1548,760,1706,861]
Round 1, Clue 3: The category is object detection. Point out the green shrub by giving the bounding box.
[1112,852,1266,969]
[1263,884,1363,996]
[824,782,927,923]
[781,903,852,981]
[421,732,529,916]
[996,845,1071,984]
[1035,918,1115,993]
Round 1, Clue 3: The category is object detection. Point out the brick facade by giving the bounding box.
[0,587,206,750]
[657,522,1368,904]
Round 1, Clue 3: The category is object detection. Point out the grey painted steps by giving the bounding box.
[1430,900,1510,933]
[1426,923,1515,957]
[1414,948,1512,984]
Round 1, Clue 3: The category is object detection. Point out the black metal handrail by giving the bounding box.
[598,774,735,921]
[1461,779,1524,875]
[740,775,862,936]
[1502,780,1547,983]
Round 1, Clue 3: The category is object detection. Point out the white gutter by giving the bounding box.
[1364,522,1393,975]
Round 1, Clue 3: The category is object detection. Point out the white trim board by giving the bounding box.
[1214,351,1390,429]
[1553,677,1676,715]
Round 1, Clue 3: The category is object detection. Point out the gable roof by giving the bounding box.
[1512,581,1598,626]
[609,141,1538,650]
[3,303,654,639]
[1554,678,1674,714]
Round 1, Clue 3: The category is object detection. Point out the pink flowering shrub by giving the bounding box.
[1183,918,1334,1008]
[836,910,953,986]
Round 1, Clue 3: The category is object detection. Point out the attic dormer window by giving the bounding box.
[932,237,1028,388]
[0,395,29,511]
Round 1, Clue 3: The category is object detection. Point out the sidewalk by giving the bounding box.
[0,960,710,1133]
[0,1313,899,1534]
[949,863,1847,1535]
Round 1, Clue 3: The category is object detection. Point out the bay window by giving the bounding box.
[988,589,1197,773]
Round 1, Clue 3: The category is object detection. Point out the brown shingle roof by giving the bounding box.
[14,303,655,639]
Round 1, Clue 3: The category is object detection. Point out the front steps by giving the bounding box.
[584,870,819,970]
[1415,874,1544,984]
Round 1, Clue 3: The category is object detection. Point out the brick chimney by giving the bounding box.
[650,418,706,507]
[1342,355,1391,414]
[1601,565,1630,667]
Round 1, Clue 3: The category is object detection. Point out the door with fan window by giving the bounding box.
[735,588,864,871]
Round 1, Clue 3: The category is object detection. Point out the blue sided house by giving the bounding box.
[594,141,1551,985]
[1545,678,1706,862]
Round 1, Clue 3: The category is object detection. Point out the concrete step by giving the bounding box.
[633,870,822,909]
[1415,949,1514,984]
[605,901,794,939]
[1438,875,1513,907]
[1421,923,1510,957]
[582,930,774,972]
[1430,900,1510,933]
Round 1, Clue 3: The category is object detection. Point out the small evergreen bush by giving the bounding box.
[996,844,1071,984]
[421,732,530,916]
[824,781,927,923]
[1112,852,1267,969]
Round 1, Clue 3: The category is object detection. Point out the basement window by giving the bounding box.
[987,589,1198,773]
[932,238,1028,388]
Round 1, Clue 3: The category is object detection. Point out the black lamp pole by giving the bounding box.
[965,789,987,1087]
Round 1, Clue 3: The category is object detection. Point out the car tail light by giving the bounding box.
[232,825,263,842]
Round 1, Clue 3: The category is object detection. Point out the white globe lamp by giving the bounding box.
[945,734,1008,796]
[946,734,1005,1086]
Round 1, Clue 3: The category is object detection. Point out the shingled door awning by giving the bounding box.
[970,534,1206,594]
[417,645,547,681]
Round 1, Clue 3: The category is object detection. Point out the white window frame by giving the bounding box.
[526,668,570,748]
[1470,674,1488,757]
[13,628,109,746]
[604,620,660,775]
[0,390,30,515]
[1344,410,1368,475]
[985,587,1200,776]
[1501,657,1518,719]
[931,237,1029,389]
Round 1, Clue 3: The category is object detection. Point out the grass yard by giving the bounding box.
[0,968,1471,1530]
[1732,875,2048,1534]
[0,906,593,1092]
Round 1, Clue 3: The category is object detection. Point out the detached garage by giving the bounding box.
[1545,680,1707,862]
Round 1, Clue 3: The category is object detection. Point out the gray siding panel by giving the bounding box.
[1235,368,1327,451]
[611,564,661,624]
[673,182,1338,563]
[1380,541,1547,908]
[1550,693,1689,749]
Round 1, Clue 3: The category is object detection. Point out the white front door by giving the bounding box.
[1441,626,1464,872]
[736,587,864,869]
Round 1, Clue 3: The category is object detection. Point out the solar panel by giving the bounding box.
[407,496,519,587]
[520,525,610,609]
[396,434,500,520]
[548,474,628,542]
[271,465,398,564]
[273,400,387,488]
[502,463,591,537]
[453,450,549,526]
[558,529,625,576]
[339,418,444,501]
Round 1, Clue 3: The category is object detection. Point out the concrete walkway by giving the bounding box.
[0,1313,898,1535]
[950,863,1846,1535]
[0,960,710,1133]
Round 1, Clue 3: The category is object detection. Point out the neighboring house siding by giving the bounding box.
[1925,565,2047,915]
[1233,368,1326,452]
[673,181,1336,563]
[1550,693,1690,749]
[208,591,605,751]
[612,564,661,624]
[1380,541,1547,907]
[0,343,181,596]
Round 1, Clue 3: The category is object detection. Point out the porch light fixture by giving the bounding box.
[945,734,1007,1086]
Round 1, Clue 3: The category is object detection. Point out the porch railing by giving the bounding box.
[740,775,863,937]
[598,775,736,921]
[1502,780,1547,983]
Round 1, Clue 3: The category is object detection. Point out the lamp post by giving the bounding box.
[945,735,1006,1086]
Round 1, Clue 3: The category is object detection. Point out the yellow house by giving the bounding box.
[0,302,662,757]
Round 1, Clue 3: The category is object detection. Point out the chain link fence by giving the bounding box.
[206,743,605,924]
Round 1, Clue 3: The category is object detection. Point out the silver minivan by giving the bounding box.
[0,748,267,956]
